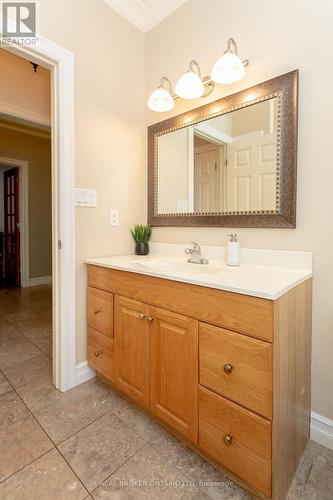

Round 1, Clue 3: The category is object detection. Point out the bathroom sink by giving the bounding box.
[132,259,225,276]
[86,243,313,300]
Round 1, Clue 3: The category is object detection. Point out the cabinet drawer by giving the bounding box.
[88,327,114,381]
[199,386,271,497]
[88,287,113,338]
[199,323,272,419]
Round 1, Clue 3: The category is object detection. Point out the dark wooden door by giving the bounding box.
[4,168,20,286]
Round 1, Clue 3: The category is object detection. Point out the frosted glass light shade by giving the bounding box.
[147,87,175,112]
[175,71,205,99]
[211,52,245,84]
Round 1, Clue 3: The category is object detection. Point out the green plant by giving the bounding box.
[129,224,152,243]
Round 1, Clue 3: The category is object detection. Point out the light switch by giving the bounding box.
[110,209,119,226]
[75,188,97,207]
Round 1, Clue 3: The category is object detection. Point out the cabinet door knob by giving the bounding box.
[95,351,103,357]
[147,316,154,323]
[139,313,146,320]
[93,307,101,314]
[223,363,233,374]
[223,434,233,447]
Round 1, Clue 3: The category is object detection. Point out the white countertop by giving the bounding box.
[85,243,313,300]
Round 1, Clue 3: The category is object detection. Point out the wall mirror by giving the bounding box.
[148,71,298,227]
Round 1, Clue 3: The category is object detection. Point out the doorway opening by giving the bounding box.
[0,48,53,371]
[0,32,76,391]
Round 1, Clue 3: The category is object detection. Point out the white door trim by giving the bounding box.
[0,157,29,288]
[2,36,76,392]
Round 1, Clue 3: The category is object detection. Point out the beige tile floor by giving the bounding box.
[0,286,332,499]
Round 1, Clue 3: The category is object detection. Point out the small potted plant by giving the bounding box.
[130,223,152,256]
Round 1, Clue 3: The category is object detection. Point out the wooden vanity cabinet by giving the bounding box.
[149,306,198,443]
[113,297,199,441]
[114,296,150,410]
[199,322,273,419]
[87,265,312,500]
[87,286,114,381]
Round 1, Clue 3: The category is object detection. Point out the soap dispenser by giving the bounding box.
[226,234,240,266]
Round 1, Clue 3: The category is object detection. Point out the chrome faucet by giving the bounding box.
[185,241,209,265]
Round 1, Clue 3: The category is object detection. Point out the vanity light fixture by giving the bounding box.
[175,60,205,99]
[147,38,249,112]
[147,76,175,112]
[210,38,248,84]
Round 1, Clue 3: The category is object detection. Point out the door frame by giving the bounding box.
[0,158,29,287]
[1,35,76,391]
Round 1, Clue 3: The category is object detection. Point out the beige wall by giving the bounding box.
[0,48,51,126]
[36,0,146,363]
[146,0,333,421]
[231,100,271,136]
[158,128,189,213]
[0,127,52,278]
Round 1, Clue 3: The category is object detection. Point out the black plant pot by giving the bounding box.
[135,242,149,256]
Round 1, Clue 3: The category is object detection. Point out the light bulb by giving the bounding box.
[147,86,174,112]
[211,52,245,84]
[175,70,205,99]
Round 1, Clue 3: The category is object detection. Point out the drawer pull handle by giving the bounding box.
[139,313,146,320]
[95,351,103,357]
[223,434,233,447]
[93,308,101,314]
[223,363,233,374]
[147,316,154,323]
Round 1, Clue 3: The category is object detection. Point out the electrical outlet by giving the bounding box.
[110,209,119,226]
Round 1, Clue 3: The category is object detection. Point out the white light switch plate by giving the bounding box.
[75,188,97,207]
[110,209,119,226]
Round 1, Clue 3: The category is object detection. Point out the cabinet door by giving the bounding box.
[114,296,150,409]
[149,306,198,444]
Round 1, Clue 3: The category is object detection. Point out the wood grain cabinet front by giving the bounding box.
[88,327,114,381]
[114,296,150,410]
[149,307,198,444]
[199,322,273,419]
[88,286,113,338]
[199,386,272,498]
[86,265,312,500]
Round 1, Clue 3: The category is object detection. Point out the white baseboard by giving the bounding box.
[76,361,96,386]
[28,275,52,287]
[311,411,333,451]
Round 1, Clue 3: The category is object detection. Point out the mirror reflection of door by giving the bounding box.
[226,133,277,212]
[3,167,20,287]
[194,138,225,212]
[156,96,278,216]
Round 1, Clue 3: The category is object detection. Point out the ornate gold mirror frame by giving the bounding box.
[148,70,298,228]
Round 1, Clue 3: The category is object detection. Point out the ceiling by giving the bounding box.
[102,0,189,32]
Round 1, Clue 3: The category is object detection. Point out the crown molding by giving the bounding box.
[0,100,51,128]
[102,0,188,32]
[0,118,51,140]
